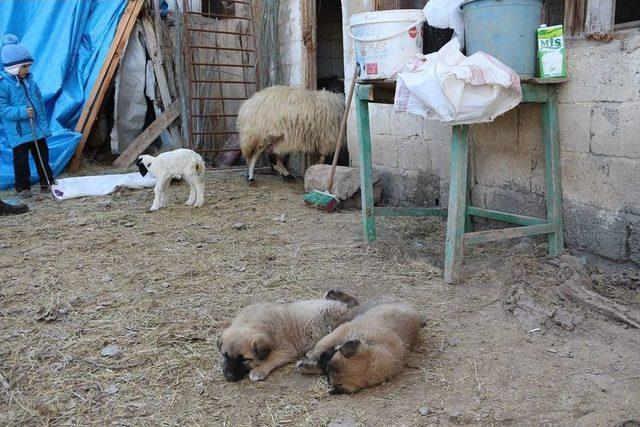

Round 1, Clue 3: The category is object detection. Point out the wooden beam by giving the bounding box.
[464,224,556,246]
[564,0,586,36]
[113,101,179,166]
[300,0,317,90]
[375,207,448,217]
[141,18,183,147]
[585,0,616,41]
[466,207,547,226]
[70,0,145,171]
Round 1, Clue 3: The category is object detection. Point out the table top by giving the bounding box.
[356,76,568,105]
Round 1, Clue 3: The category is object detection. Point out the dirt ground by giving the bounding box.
[1,168,639,426]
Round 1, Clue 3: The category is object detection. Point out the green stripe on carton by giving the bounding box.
[538,25,563,38]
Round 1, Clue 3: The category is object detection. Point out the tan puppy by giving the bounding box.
[218,290,358,382]
[297,297,423,394]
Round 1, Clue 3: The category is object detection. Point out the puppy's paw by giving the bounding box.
[324,289,341,300]
[185,200,195,206]
[296,359,323,375]
[324,290,358,308]
[149,206,159,212]
[249,369,268,381]
[193,201,204,208]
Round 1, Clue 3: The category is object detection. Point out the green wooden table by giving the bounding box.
[355,79,565,284]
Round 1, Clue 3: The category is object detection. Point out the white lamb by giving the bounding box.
[135,149,206,211]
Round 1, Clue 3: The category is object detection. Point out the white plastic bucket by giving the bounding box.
[349,9,425,81]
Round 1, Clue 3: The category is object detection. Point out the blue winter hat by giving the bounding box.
[1,34,34,67]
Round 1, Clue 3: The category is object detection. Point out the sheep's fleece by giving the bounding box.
[237,85,344,182]
[136,149,205,211]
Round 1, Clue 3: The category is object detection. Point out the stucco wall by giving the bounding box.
[342,1,640,265]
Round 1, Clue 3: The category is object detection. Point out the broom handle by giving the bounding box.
[327,64,359,193]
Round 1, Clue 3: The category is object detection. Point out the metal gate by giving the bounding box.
[182,0,258,166]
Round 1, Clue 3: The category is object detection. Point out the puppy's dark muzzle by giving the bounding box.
[223,363,249,381]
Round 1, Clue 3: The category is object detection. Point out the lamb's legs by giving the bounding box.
[194,177,205,207]
[160,177,171,208]
[185,177,196,206]
[317,155,326,164]
[150,176,170,211]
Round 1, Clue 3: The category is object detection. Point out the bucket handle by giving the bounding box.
[349,17,426,43]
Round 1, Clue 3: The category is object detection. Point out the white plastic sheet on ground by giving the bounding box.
[51,173,156,200]
[394,38,522,125]
[423,0,465,46]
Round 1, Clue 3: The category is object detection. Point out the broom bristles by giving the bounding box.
[302,190,338,211]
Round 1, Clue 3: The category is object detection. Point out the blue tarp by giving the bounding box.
[0,0,127,189]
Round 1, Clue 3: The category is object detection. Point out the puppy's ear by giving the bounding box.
[338,340,360,358]
[216,336,223,351]
[135,157,142,166]
[251,335,272,360]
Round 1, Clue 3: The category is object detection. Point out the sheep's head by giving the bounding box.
[135,155,153,177]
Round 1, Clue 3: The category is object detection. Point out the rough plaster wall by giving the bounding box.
[341,2,640,265]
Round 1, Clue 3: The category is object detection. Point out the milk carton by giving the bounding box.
[537,24,566,79]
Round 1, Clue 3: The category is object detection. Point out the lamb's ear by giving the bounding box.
[136,161,149,177]
[338,340,360,358]
[251,335,272,360]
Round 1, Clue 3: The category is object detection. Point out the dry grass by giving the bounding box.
[0,169,639,426]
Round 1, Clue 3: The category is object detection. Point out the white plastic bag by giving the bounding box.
[423,0,466,46]
[51,173,156,200]
[394,38,522,125]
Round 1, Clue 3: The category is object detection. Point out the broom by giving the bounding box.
[303,65,358,211]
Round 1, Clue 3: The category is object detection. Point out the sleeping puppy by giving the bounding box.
[218,290,358,382]
[296,296,423,394]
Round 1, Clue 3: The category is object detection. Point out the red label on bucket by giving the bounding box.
[409,27,417,38]
[365,63,378,75]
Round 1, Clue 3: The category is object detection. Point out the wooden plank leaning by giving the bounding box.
[70,0,145,171]
[113,101,180,167]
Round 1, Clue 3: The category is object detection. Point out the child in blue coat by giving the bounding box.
[0,34,53,199]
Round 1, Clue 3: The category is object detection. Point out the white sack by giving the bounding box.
[51,173,156,200]
[394,38,522,125]
[423,0,465,46]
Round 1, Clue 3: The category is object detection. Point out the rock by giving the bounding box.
[123,221,135,228]
[512,237,535,251]
[104,384,119,395]
[273,214,287,224]
[448,337,461,346]
[328,418,361,427]
[419,407,431,416]
[101,345,121,358]
[101,274,113,283]
[232,222,246,230]
[304,164,381,202]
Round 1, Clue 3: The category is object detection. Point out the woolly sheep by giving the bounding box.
[237,86,344,184]
[135,149,205,211]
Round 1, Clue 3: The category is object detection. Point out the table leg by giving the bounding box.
[444,124,469,284]
[355,87,376,243]
[541,87,564,256]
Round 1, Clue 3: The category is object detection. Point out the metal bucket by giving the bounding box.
[461,0,542,77]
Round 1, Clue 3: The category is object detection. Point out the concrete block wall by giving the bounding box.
[341,1,640,266]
